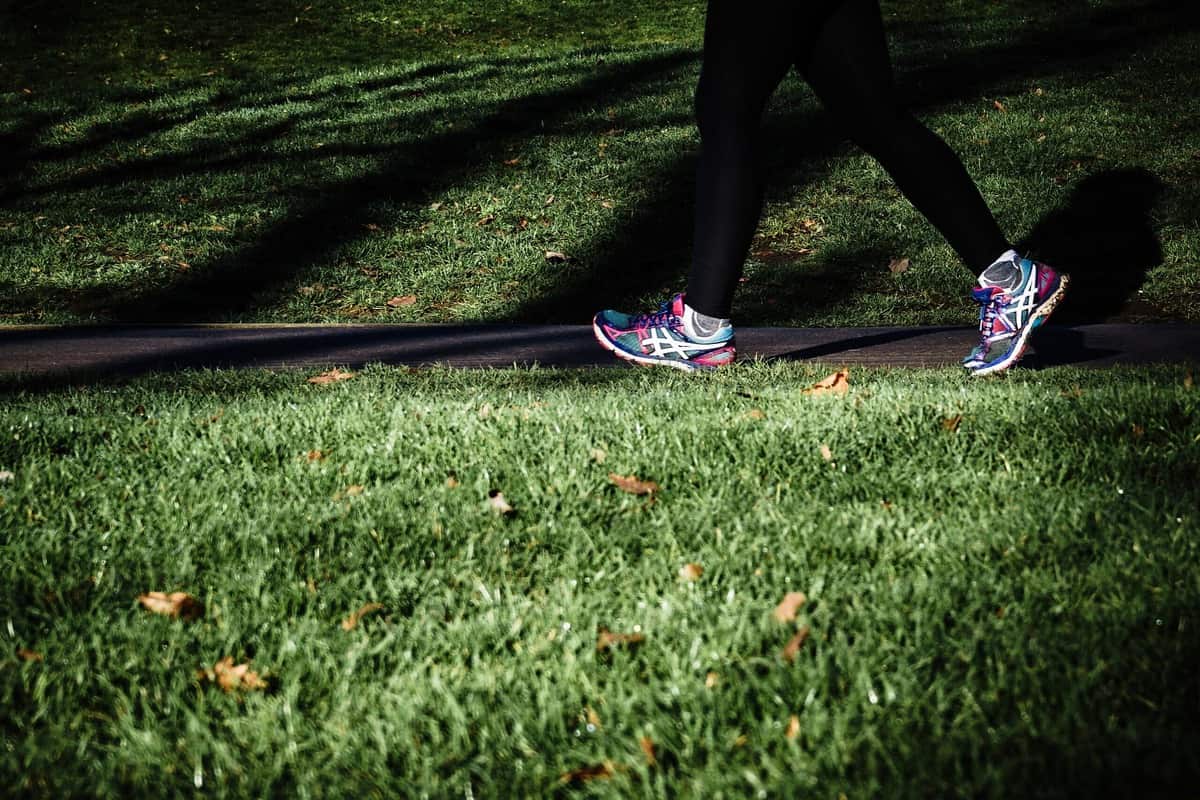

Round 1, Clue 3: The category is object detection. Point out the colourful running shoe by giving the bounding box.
[592,293,735,371]
[966,255,1070,376]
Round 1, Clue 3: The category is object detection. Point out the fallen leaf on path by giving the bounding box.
[307,368,355,385]
[640,736,657,766]
[819,444,833,462]
[488,489,515,515]
[559,762,615,785]
[387,295,417,308]
[17,648,43,662]
[199,657,267,692]
[803,370,849,396]
[597,626,645,652]
[887,257,910,274]
[608,473,658,496]
[785,715,801,739]
[679,563,703,582]
[138,591,204,621]
[341,602,384,631]
[781,625,811,663]
[773,591,807,623]
[942,414,963,432]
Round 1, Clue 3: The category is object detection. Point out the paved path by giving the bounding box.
[1,323,1197,379]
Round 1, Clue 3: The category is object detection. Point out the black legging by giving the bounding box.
[686,0,1011,318]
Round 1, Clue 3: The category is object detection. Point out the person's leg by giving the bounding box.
[684,0,802,320]
[796,0,1012,274]
[796,0,1068,375]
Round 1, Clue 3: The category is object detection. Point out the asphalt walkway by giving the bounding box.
[1,323,1197,382]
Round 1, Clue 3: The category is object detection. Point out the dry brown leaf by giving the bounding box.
[679,563,703,582]
[503,157,521,166]
[597,626,645,652]
[544,250,571,263]
[745,408,765,420]
[544,194,555,206]
[705,671,720,689]
[1131,423,1145,439]
[345,484,365,496]
[17,648,43,662]
[773,591,807,623]
[887,257,910,274]
[781,625,811,663]
[387,295,417,308]
[819,444,833,462]
[305,449,325,462]
[362,222,381,232]
[445,475,460,488]
[993,99,1007,112]
[475,214,495,226]
[341,602,384,631]
[942,414,963,432]
[586,706,602,729]
[608,473,658,496]
[138,591,204,621]
[488,489,515,515]
[307,368,355,385]
[785,715,801,739]
[803,370,849,396]
[559,762,615,785]
[640,736,657,766]
[589,448,607,464]
[200,657,267,692]
[1184,370,1194,390]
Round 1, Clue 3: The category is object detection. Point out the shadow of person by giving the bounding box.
[1019,167,1165,324]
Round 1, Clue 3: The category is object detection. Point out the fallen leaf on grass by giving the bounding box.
[597,626,645,652]
[586,706,602,729]
[678,563,703,582]
[138,591,204,621]
[0,470,13,482]
[993,99,1007,112]
[1185,370,1194,390]
[705,671,720,689]
[640,736,657,766]
[544,250,571,263]
[773,591,807,623]
[17,648,43,662]
[785,715,800,739]
[781,625,811,663]
[503,157,521,166]
[1131,423,1145,439]
[803,370,849,396]
[387,295,417,308]
[942,414,963,432]
[488,489,515,515]
[445,475,460,488]
[305,449,326,462]
[608,473,658,496]
[589,448,607,464]
[198,657,267,692]
[745,408,766,420]
[559,762,616,785]
[307,368,355,385]
[341,602,384,631]
[333,484,365,500]
[887,257,910,274]
[819,444,833,462]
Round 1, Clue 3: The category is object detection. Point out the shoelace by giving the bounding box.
[977,293,1008,344]
[633,301,679,331]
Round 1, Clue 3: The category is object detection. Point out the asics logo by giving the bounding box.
[641,330,728,358]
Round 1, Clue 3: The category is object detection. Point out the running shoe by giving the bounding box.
[592,293,735,371]
[966,255,1069,376]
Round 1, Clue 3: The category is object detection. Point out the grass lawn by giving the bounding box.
[1,0,1198,326]
[2,364,1199,796]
